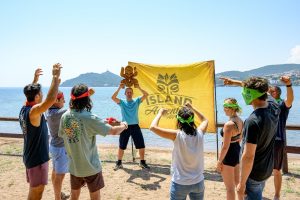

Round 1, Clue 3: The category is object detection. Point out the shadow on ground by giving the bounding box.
[120,163,169,191]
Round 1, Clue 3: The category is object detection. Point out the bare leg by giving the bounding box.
[28,184,45,200]
[234,164,240,186]
[118,148,124,160]
[221,165,236,200]
[71,189,81,200]
[273,169,282,199]
[139,148,145,160]
[90,189,101,200]
[52,170,66,200]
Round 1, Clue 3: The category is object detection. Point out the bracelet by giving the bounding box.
[286,84,292,87]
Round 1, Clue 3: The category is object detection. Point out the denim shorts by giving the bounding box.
[245,178,266,200]
[170,180,204,200]
[50,145,69,174]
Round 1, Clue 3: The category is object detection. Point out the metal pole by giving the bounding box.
[131,136,135,162]
[212,61,219,160]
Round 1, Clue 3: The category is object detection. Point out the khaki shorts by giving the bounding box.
[71,171,105,193]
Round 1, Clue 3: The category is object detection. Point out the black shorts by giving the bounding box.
[222,142,241,167]
[119,124,145,150]
[274,140,285,170]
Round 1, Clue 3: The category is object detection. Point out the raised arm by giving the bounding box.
[281,76,294,108]
[32,68,43,84]
[30,63,62,124]
[185,103,208,133]
[149,108,178,141]
[137,85,149,102]
[219,77,243,87]
[111,83,124,104]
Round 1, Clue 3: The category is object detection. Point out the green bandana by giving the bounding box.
[241,87,266,105]
[223,103,241,110]
[275,98,283,103]
[176,115,194,126]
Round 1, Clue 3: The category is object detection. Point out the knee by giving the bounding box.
[30,185,45,196]
[55,174,65,182]
[226,187,235,194]
[273,169,281,176]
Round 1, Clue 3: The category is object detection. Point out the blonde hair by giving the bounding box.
[224,98,242,114]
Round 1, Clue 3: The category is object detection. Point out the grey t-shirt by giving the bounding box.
[46,107,67,147]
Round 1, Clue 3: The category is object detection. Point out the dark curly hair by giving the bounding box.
[69,84,93,112]
[243,77,268,101]
[176,106,197,136]
[23,83,42,102]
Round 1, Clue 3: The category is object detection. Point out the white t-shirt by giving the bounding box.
[171,130,204,185]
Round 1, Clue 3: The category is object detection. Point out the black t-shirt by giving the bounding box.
[19,106,49,168]
[276,100,291,141]
[242,100,280,181]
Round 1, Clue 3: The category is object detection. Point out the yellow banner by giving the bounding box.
[129,61,216,133]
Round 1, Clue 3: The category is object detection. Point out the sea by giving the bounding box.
[0,86,299,152]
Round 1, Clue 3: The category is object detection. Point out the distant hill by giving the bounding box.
[61,71,122,87]
[216,64,300,86]
[61,64,300,87]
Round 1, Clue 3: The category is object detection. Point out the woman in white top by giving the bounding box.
[149,103,208,200]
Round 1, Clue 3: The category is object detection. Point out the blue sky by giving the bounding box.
[0,1,299,86]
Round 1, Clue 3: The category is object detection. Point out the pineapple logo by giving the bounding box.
[157,73,179,95]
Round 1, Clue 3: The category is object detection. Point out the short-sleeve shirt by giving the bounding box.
[119,97,141,125]
[241,101,280,181]
[58,109,111,177]
[45,107,67,147]
[172,130,204,185]
[275,100,291,141]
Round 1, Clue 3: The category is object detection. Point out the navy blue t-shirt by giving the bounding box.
[275,100,291,141]
[19,106,49,169]
[242,100,280,181]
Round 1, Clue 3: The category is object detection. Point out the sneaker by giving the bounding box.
[61,192,70,200]
[114,161,123,171]
[139,161,150,169]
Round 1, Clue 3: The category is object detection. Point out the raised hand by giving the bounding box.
[33,68,43,84]
[119,82,125,89]
[185,102,193,110]
[52,63,62,78]
[158,108,168,115]
[219,77,233,85]
[280,76,291,85]
[219,77,243,87]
